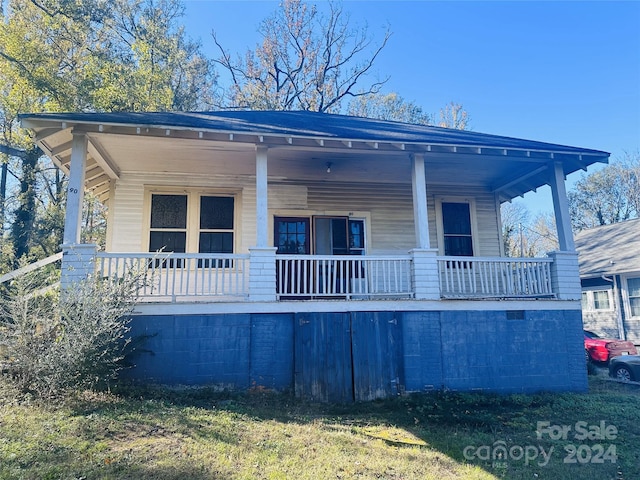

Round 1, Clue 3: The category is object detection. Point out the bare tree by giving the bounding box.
[615,151,640,217]
[527,212,559,255]
[568,159,637,231]
[438,101,470,130]
[501,201,530,256]
[346,92,431,124]
[502,201,559,257]
[213,0,391,112]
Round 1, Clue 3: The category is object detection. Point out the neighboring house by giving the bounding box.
[576,219,640,344]
[19,110,608,401]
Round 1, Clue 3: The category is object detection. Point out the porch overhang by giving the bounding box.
[20,110,609,203]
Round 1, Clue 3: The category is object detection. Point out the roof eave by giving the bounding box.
[21,115,610,166]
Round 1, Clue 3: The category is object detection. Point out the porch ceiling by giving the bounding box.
[20,110,609,203]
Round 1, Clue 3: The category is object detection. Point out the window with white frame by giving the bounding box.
[593,290,611,310]
[581,289,614,312]
[148,191,235,255]
[436,198,476,256]
[627,278,640,317]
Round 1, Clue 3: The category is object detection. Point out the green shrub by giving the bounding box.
[0,267,147,398]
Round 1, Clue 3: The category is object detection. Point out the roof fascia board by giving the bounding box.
[23,116,609,163]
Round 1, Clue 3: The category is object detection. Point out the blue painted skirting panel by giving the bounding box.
[250,313,294,390]
[439,310,586,393]
[401,312,442,391]
[126,314,252,387]
[124,309,587,396]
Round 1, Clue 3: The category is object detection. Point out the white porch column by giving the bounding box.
[549,161,575,251]
[249,146,276,301]
[249,246,277,302]
[63,132,88,245]
[411,153,431,249]
[548,162,580,300]
[547,250,581,300]
[255,146,269,247]
[410,154,440,299]
[410,248,440,300]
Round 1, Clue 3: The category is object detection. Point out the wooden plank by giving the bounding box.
[0,252,63,284]
[351,312,403,401]
[294,312,352,402]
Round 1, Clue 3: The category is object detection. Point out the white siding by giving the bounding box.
[108,173,503,257]
[109,172,256,253]
[427,186,502,257]
[109,180,145,252]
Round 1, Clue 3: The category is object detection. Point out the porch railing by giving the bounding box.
[96,252,250,301]
[437,256,554,298]
[90,252,558,302]
[275,255,413,299]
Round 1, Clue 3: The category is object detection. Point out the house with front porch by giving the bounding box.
[19,110,608,401]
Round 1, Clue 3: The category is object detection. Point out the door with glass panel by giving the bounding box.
[313,217,365,295]
[274,217,310,297]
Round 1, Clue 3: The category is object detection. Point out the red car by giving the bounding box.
[584,330,637,363]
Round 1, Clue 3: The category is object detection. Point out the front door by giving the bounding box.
[275,217,310,297]
[274,216,366,297]
[314,217,365,294]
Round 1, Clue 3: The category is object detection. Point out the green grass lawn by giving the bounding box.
[0,376,637,480]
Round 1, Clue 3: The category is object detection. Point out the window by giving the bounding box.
[627,278,640,316]
[593,290,611,310]
[441,202,473,256]
[148,192,235,257]
[581,289,613,312]
[274,217,310,254]
[149,194,187,253]
[199,196,234,255]
[348,219,365,254]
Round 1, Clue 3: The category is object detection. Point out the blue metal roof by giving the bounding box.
[19,110,609,158]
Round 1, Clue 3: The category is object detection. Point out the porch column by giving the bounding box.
[411,153,430,249]
[63,131,88,245]
[549,161,575,251]
[255,146,269,247]
[410,248,440,300]
[248,246,277,302]
[547,250,581,300]
[249,145,277,301]
[410,154,440,299]
[547,161,580,300]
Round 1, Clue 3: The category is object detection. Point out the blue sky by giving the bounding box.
[183,0,640,214]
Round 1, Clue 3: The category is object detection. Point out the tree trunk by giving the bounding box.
[0,160,7,228]
[11,148,40,262]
